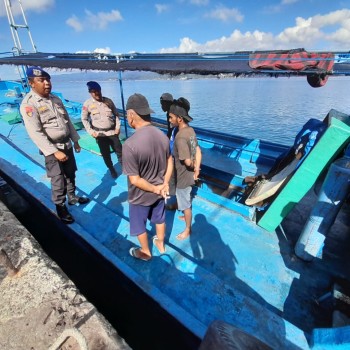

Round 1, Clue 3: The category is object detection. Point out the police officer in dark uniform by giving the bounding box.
[81,81,122,178]
[20,66,89,224]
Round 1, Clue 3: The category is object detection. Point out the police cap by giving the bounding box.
[87,81,101,91]
[26,66,51,79]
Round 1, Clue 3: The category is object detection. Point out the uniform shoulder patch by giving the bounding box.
[24,105,34,117]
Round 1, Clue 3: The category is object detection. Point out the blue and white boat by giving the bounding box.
[1,1,350,349]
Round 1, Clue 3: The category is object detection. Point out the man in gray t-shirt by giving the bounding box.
[123,93,173,261]
[168,97,202,241]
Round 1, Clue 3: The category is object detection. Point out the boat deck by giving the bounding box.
[0,115,349,349]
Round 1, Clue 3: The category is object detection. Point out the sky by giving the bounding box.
[0,0,350,78]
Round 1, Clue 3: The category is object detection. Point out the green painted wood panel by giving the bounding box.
[258,110,350,232]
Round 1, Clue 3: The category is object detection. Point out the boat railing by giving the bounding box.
[0,51,15,58]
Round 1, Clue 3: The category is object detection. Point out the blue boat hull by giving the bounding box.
[1,80,350,349]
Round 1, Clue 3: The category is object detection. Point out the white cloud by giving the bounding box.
[22,0,55,12]
[277,9,350,48]
[326,27,350,45]
[276,17,320,46]
[313,9,350,46]
[75,47,111,54]
[66,15,83,32]
[85,9,123,30]
[161,9,350,52]
[66,9,123,32]
[205,7,244,22]
[161,30,275,53]
[311,9,350,29]
[155,4,169,14]
[0,0,54,17]
[93,47,111,54]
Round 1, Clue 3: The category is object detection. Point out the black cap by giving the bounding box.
[169,97,193,122]
[160,92,173,102]
[126,93,155,115]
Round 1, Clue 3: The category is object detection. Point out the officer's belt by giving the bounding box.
[50,136,70,144]
[92,125,115,132]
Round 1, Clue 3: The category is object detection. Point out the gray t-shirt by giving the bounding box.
[123,124,170,205]
[174,126,198,189]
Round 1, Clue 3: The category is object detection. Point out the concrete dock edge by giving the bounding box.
[0,196,131,350]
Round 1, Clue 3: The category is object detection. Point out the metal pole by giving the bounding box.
[18,0,37,53]
[4,0,36,91]
[118,70,128,138]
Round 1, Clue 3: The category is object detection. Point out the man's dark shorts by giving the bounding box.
[129,199,165,236]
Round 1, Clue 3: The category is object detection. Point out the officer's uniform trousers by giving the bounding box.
[20,91,81,205]
[96,133,123,170]
[45,146,77,205]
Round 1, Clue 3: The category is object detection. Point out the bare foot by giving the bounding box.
[176,230,191,240]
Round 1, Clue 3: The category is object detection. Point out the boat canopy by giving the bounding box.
[0,48,349,75]
[0,48,349,87]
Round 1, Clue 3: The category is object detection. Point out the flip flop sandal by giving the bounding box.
[129,247,151,261]
[152,236,166,254]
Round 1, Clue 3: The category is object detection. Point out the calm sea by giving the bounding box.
[53,75,350,146]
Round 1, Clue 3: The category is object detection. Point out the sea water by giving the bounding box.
[53,75,350,146]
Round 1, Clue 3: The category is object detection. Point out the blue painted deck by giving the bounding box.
[1,83,350,349]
